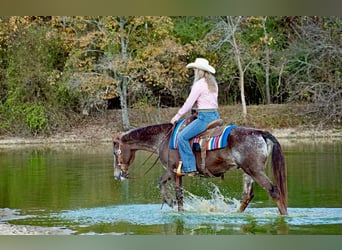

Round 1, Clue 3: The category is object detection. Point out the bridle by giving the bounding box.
[113,125,175,180]
[113,141,129,180]
[114,144,122,166]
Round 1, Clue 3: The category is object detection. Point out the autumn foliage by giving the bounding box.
[0,16,341,135]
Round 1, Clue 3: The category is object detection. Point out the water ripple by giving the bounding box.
[53,205,342,227]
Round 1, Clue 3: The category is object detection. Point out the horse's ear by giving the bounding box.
[112,133,122,143]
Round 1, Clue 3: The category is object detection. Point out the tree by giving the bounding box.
[63,16,190,130]
[0,16,79,135]
[1,16,341,137]
[283,17,342,125]
[207,16,248,122]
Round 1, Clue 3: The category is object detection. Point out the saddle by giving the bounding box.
[192,119,224,173]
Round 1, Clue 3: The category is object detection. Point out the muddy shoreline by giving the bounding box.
[0,208,74,235]
[0,127,341,146]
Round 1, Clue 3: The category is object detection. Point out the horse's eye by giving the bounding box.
[114,149,121,155]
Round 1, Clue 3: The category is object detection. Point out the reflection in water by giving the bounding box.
[241,216,289,234]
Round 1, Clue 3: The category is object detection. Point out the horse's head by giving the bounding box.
[112,133,135,181]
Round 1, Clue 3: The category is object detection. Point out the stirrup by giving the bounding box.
[174,161,198,177]
[176,161,182,177]
[173,169,198,177]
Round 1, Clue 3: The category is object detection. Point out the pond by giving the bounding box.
[0,138,341,235]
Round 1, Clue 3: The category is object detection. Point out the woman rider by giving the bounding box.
[171,58,220,176]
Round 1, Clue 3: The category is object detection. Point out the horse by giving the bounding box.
[112,119,288,215]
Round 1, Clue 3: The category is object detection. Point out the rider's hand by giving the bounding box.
[171,116,178,124]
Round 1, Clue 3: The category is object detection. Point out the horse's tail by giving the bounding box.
[262,131,288,212]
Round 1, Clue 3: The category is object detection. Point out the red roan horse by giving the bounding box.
[112,117,288,215]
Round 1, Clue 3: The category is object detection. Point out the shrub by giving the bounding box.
[23,104,48,135]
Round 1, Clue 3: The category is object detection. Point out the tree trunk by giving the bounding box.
[263,17,271,105]
[119,17,130,131]
[232,31,247,122]
[265,46,271,104]
[119,78,130,131]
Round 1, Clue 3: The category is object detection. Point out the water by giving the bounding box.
[0,139,341,235]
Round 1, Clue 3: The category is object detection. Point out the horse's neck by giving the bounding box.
[124,125,171,152]
[131,135,163,152]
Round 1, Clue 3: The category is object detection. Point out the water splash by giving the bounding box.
[182,183,241,213]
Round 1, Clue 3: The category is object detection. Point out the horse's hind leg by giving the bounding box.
[239,173,254,212]
[250,170,287,215]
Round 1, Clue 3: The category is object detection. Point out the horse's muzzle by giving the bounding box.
[114,168,128,181]
[113,153,128,180]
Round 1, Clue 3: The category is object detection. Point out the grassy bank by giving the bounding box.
[126,104,333,130]
[0,104,340,143]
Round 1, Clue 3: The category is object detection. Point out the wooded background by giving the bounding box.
[0,16,341,134]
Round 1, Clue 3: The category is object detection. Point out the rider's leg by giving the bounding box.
[177,119,206,172]
[177,111,219,173]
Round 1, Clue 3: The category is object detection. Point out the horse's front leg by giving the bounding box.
[158,171,175,208]
[175,174,184,211]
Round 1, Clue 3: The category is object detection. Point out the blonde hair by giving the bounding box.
[194,69,218,93]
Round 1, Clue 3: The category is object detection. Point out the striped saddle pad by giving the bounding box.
[169,119,237,150]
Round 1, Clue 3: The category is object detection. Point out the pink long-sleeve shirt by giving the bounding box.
[173,78,218,121]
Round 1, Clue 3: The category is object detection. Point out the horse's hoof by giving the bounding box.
[173,200,177,207]
[162,197,174,208]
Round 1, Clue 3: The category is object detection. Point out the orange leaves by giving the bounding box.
[74,73,119,98]
[137,38,189,90]
[259,35,275,46]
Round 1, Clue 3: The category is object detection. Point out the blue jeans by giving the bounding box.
[177,111,220,172]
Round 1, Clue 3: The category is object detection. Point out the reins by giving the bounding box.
[141,125,174,176]
[143,155,162,176]
[116,124,174,179]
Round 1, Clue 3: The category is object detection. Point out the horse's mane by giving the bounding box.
[121,123,173,143]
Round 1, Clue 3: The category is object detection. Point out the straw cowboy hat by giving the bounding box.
[186,58,216,74]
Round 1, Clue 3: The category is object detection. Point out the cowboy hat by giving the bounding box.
[186,58,215,74]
